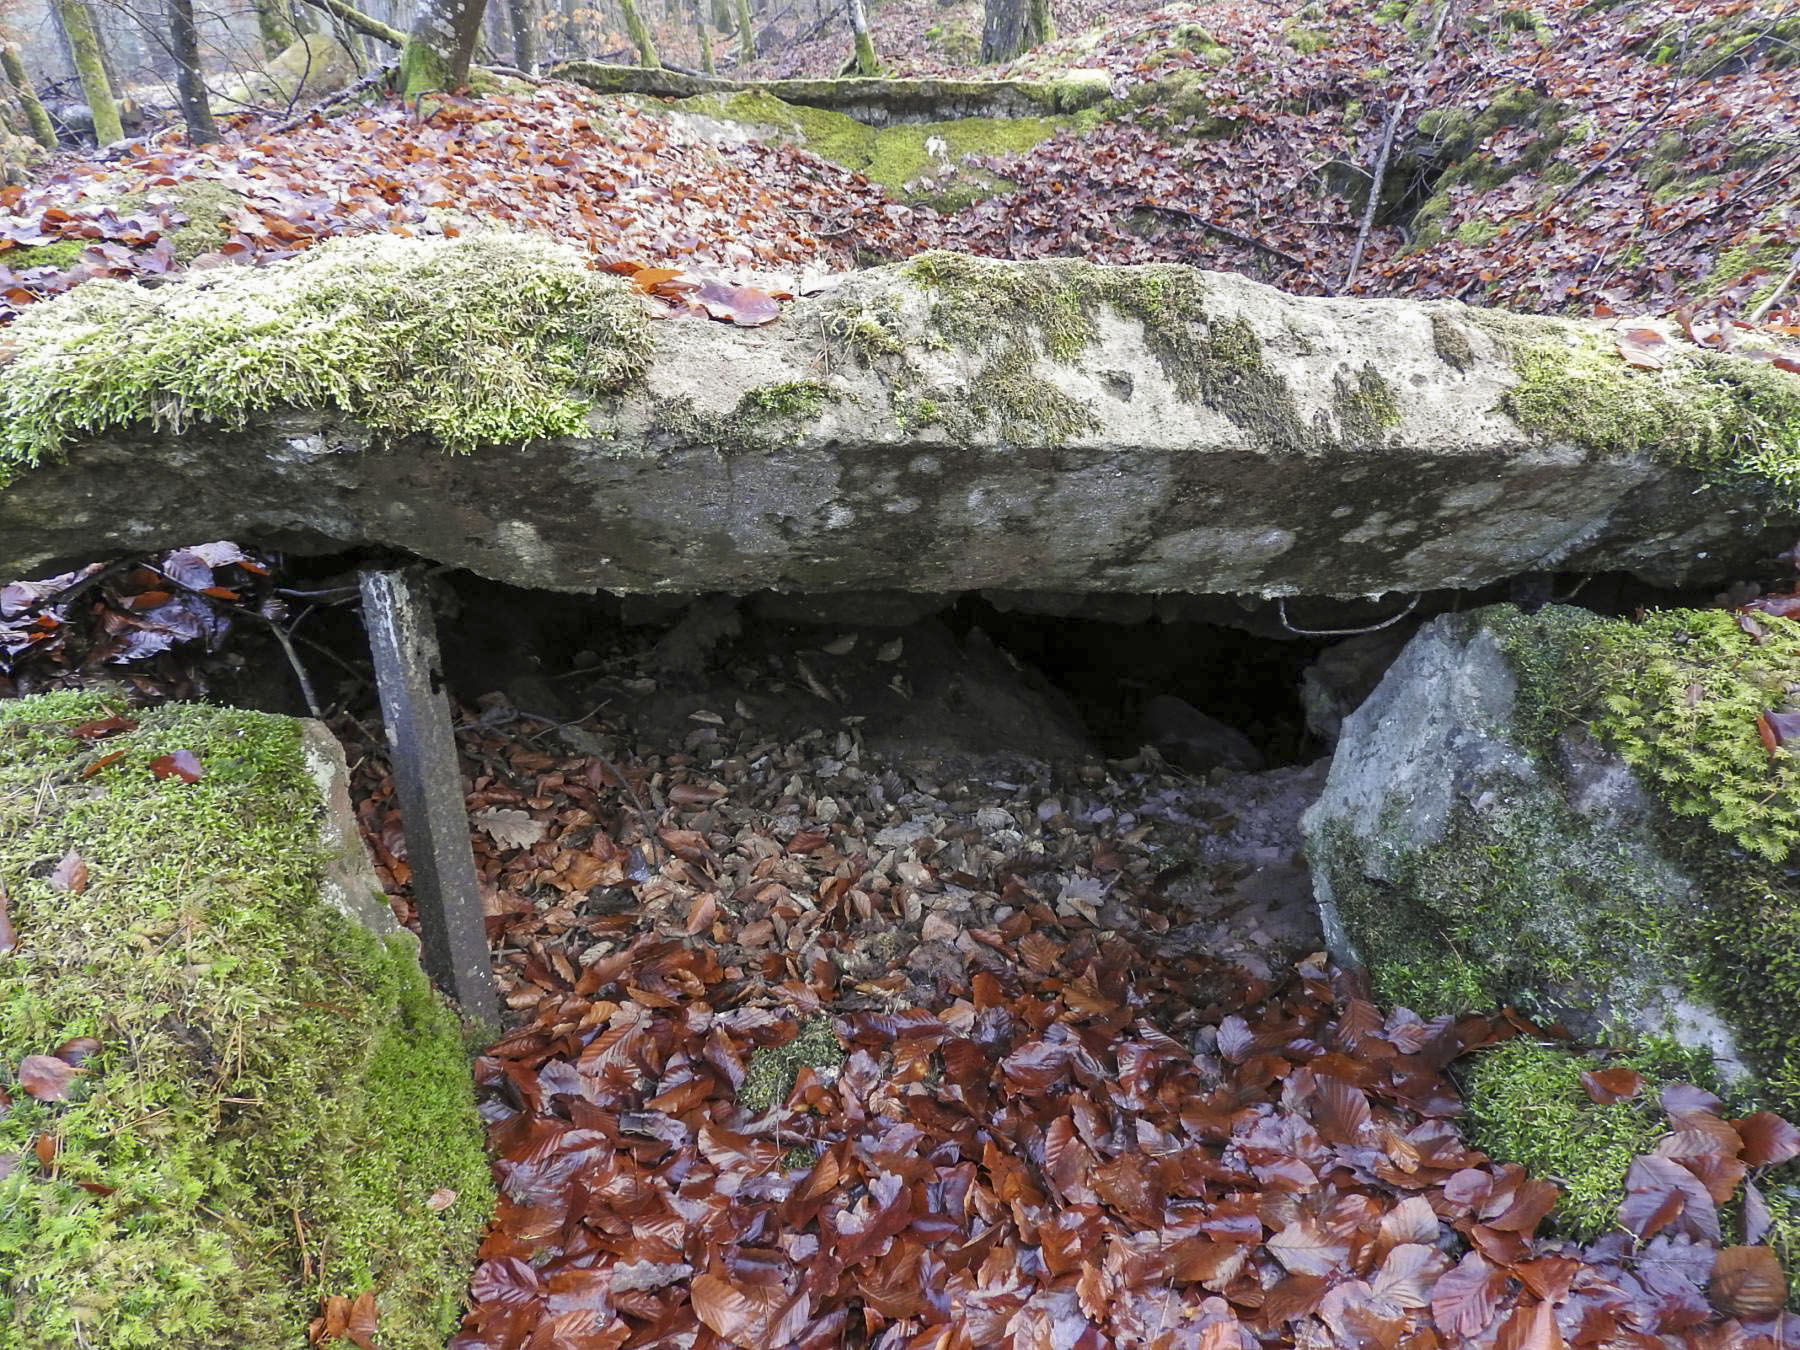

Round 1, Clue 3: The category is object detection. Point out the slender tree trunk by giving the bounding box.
[254,0,299,55]
[53,0,123,144]
[167,0,217,143]
[618,0,658,66]
[397,0,485,92]
[845,0,875,73]
[1,44,58,148]
[732,0,752,60]
[696,16,713,71]
[505,0,535,67]
[980,0,1050,62]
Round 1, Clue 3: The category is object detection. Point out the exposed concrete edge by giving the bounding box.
[1,240,1795,598]
[549,61,1115,123]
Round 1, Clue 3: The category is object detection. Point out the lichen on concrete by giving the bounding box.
[0,231,652,481]
[896,250,1310,449]
[0,693,492,1348]
[737,1015,844,1113]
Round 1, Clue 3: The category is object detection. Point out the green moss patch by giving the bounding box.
[1496,329,1800,507]
[737,1016,844,1113]
[0,231,652,483]
[1463,1039,1693,1238]
[0,694,492,1348]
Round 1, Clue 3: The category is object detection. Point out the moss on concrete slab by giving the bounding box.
[900,250,1311,449]
[1494,327,1800,507]
[0,231,651,482]
[0,693,492,1348]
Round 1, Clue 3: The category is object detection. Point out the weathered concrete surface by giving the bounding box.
[0,249,1793,596]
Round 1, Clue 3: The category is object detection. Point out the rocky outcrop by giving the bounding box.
[2,232,1796,597]
[1303,604,1800,1107]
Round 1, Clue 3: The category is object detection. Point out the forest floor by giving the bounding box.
[1,0,1795,329]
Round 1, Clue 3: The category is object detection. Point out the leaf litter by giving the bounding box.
[331,645,1800,1346]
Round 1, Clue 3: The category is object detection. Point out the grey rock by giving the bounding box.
[1141,694,1265,772]
[1302,607,1752,1081]
[1299,628,1413,743]
[298,719,407,943]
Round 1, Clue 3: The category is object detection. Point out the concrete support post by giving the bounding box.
[358,567,497,1019]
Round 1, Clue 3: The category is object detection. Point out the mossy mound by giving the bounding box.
[1462,1039,1800,1294]
[1309,604,1800,1117]
[0,694,493,1348]
[0,179,243,278]
[674,88,1076,211]
[0,230,652,483]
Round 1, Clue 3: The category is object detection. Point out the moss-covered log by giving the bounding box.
[0,695,493,1347]
[0,233,1796,599]
[550,59,1114,123]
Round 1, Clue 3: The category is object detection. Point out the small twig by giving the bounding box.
[1749,243,1800,324]
[266,61,393,135]
[1339,0,1456,295]
[1277,594,1421,638]
[1134,203,1305,267]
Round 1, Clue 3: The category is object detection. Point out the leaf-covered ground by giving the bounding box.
[332,626,1800,1347]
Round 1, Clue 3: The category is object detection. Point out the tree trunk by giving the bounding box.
[167,0,218,143]
[845,0,875,74]
[618,0,658,66]
[980,0,1050,62]
[254,0,300,55]
[696,17,714,72]
[505,0,536,67]
[396,0,486,93]
[733,0,753,61]
[53,0,122,145]
[303,0,408,46]
[1,44,58,149]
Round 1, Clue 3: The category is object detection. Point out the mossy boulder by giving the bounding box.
[1305,603,1800,1114]
[0,694,493,1348]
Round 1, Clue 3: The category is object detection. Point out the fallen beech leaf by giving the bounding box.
[1710,1245,1785,1318]
[346,1292,378,1350]
[1432,1252,1506,1338]
[18,1054,79,1102]
[425,1187,456,1211]
[70,715,136,740]
[1737,1110,1800,1167]
[149,749,204,783]
[48,849,87,895]
[1580,1065,1643,1104]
